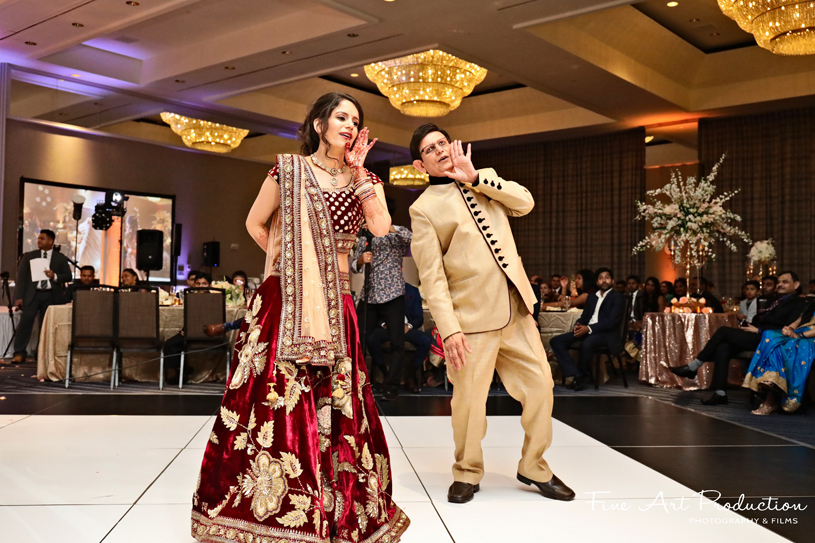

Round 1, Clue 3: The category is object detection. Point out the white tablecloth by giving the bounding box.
[0,307,39,358]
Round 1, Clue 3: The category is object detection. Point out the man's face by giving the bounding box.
[674,281,687,296]
[626,278,640,293]
[762,279,776,295]
[413,131,452,177]
[37,233,54,251]
[597,272,613,292]
[775,274,798,296]
[689,278,702,293]
[194,278,211,288]
[744,284,758,300]
[551,276,561,289]
[615,282,626,293]
[187,275,198,287]
[79,269,94,285]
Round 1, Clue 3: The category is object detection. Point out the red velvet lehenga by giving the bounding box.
[191,158,409,543]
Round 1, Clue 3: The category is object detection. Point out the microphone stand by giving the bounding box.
[1,272,17,359]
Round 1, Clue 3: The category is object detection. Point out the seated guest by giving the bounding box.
[633,277,666,327]
[550,268,625,390]
[187,270,201,288]
[738,280,761,324]
[707,281,718,296]
[743,301,815,414]
[674,277,688,298]
[671,271,809,406]
[660,281,676,304]
[76,265,97,286]
[761,275,778,297]
[550,274,562,297]
[163,273,213,384]
[121,268,139,287]
[231,270,249,299]
[204,271,250,337]
[540,282,554,303]
[614,280,627,294]
[688,276,724,313]
[542,269,597,310]
[626,275,642,320]
[367,282,432,393]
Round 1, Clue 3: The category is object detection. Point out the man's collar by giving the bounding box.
[429,175,454,185]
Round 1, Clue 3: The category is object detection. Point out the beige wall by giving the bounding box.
[3,119,272,281]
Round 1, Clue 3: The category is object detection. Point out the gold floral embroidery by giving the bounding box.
[208,431,219,445]
[280,452,304,478]
[230,296,269,390]
[354,501,368,533]
[241,452,288,521]
[257,420,275,448]
[220,407,240,431]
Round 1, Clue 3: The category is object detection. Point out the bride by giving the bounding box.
[191,92,409,543]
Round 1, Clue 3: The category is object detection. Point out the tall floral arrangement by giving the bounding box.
[632,156,751,275]
[748,239,776,263]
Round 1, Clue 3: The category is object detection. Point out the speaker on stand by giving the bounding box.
[137,229,164,284]
[203,241,220,271]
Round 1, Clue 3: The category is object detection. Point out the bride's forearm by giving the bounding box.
[357,182,391,237]
[248,225,269,252]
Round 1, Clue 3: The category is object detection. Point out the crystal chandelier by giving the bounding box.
[718,0,815,55]
[160,112,249,153]
[364,50,487,117]
[389,165,429,186]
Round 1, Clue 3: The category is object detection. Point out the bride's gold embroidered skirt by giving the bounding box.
[191,275,409,543]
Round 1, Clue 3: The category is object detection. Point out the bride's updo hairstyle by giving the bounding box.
[297,92,365,156]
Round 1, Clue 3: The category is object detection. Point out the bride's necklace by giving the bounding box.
[310,153,347,187]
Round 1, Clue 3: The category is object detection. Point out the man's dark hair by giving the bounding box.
[196,272,213,284]
[744,280,761,290]
[410,123,451,161]
[615,279,626,287]
[40,229,56,240]
[778,271,799,283]
[595,267,614,279]
[551,274,561,279]
[626,274,640,283]
[675,277,688,286]
[762,275,778,284]
[188,270,201,280]
[80,265,95,274]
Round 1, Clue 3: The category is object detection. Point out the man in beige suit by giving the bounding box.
[409,123,574,504]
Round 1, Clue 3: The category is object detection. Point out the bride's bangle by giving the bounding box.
[355,182,377,203]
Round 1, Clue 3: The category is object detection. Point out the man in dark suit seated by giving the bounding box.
[367,282,432,393]
[672,271,809,406]
[550,267,625,391]
[12,229,72,362]
[689,276,724,313]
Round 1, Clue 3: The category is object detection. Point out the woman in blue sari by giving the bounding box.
[743,302,815,414]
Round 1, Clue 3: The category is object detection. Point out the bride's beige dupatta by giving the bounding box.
[271,154,347,366]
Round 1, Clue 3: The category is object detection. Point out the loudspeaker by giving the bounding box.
[136,229,164,271]
[173,224,182,257]
[203,241,220,267]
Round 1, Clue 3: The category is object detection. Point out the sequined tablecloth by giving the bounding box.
[639,312,741,390]
[37,305,246,383]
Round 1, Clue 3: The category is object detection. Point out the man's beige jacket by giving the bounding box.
[410,168,537,340]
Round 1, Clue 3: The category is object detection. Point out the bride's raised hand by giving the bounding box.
[345,127,377,178]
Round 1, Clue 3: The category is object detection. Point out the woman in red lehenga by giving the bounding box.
[191,93,409,543]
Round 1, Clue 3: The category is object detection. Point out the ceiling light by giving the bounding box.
[667,2,679,7]
[365,49,487,117]
[24,41,36,46]
[689,18,700,22]
[175,79,185,83]
[281,50,292,55]
[347,33,359,38]
[160,112,249,154]
[125,1,140,6]
[384,0,396,2]
[71,74,81,77]
[350,73,359,77]
[224,66,235,70]
[72,22,84,27]
[710,32,720,36]
[390,165,429,186]
[645,136,655,143]
[718,0,815,55]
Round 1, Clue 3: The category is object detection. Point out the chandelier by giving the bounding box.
[160,112,249,153]
[718,1,815,55]
[389,165,429,186]
[364,50,487,117]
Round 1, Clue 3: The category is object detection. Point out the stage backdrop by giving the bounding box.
[699,108,815,296]
[474,128,646,281]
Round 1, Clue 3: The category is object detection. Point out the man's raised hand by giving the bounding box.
[444,140,478,184]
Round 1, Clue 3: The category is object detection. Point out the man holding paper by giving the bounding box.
[12,229,72,363]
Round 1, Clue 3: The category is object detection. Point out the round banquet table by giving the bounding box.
[36,304,246,383]
[639,311,744,390]
[538,309,582,352]
[0,307,38,358]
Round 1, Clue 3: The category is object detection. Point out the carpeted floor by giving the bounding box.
[2,359,813,448]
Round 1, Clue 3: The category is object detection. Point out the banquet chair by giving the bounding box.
[179,288,227,389]
[569,297,632,390]
[65,286,118,389]
[117,287,163,389]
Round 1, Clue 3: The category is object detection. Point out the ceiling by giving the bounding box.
[3,0,815,165]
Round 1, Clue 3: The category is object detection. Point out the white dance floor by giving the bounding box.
[0,413,787,543]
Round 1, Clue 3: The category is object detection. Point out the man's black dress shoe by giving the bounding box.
[447,482,479,504]
[572,376,589,391]
[517,473,575,501]
[670,365,698,379]
[702,393,728,406]
[382,386,399,402]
